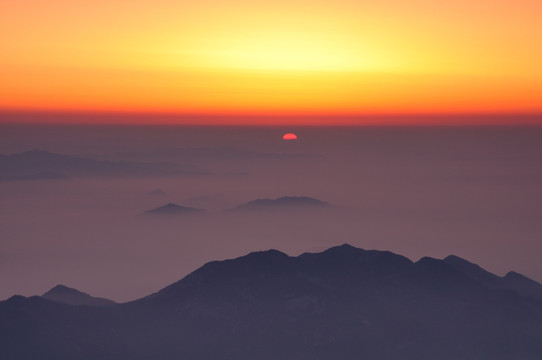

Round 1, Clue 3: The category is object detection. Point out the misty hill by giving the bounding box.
[42,285,116,307]
[233,196,330,211]
[0,149,207,178]
[2,244,542,359]
[112,145,321,161]
[0,171,69,181]
[444,254,542,300]
[144,203,205,215]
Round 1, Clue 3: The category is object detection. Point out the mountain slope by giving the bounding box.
[444,254,542,300]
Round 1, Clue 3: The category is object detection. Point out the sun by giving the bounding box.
[283,133,298,140]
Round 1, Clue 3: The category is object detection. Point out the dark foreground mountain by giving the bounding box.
[233,196,330,211]
[143,202,205,215]
[2,244,542,360]
[42,285,116,307]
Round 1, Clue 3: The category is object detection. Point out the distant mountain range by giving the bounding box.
[143,196,330,215]
[42,285,116,307]
[111,145,321,161]
[0,148,319,181]
[2,244,542,359]
[0,149,207,179]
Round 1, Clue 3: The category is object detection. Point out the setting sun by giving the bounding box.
[283,133,298,140]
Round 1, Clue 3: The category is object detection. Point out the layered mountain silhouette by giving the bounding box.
[233,196,330,211]
[42,285,116,307]
[0,149,207,178]
[1,244,542,359]
[143,203,205,215]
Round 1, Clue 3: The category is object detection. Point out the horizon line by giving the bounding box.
[1,110,541,126]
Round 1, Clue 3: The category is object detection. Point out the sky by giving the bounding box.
[1,0,542,302]
[1,0,541,122]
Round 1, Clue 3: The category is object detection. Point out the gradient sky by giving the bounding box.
[1,0,541,122]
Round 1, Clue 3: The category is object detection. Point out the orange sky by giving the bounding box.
[1,0,541,123]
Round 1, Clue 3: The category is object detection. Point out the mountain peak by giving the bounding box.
[325,243,359,252]
[505,271,530,280]
[42,284,115,307]
[239,248,289,262]
[502,271,542,299]
[44,284,76,294]
[144,203,205,215]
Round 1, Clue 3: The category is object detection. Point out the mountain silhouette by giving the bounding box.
[1,244,542,359]
[0,149,207,178]
[143,202,205,215]
[42,284,116,307]
[233,196,330,211]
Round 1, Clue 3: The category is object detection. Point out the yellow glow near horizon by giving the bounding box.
[178,22,390,73]
[190,33,369,72]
